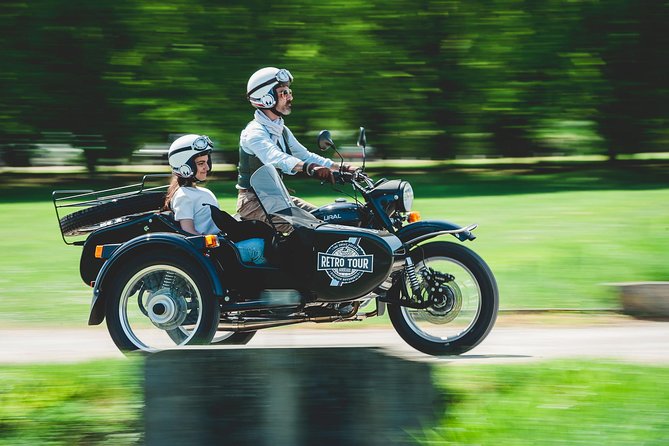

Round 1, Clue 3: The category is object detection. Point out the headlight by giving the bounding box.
[401,182,414,212]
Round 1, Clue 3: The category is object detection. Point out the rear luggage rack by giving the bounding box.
[53,174,171,245]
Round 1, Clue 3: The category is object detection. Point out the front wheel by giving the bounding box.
[105,253,220,353]
[388,241,498,356]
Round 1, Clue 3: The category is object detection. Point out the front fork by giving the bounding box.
[404,257,422,295]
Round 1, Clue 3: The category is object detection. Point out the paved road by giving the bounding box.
[2,317,667,364]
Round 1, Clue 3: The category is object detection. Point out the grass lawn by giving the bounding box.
[417,360,669,444]
[0,359,667,445]
[0,359,143,445]
[0,161,667,326]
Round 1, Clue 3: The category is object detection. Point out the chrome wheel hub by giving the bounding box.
[146,288,188,330]
[424,282,462,324]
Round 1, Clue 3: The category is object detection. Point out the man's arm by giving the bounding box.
[284,127,334,170]
[243,126,301,174]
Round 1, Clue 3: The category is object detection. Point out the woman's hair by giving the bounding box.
[163,174,196,211]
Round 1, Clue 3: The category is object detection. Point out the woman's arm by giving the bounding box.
[178,219,198,235]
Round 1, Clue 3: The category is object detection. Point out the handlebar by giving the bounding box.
[333,169,367,183]
[331,169,374,190]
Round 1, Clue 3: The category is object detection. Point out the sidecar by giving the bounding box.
[55,166,403,352]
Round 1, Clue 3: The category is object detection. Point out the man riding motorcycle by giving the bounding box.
[236,67,357,232]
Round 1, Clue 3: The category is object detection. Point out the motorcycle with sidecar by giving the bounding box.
[53,128,498,356]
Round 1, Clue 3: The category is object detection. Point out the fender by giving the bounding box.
[396,220,478,246]
[88,233,225,325]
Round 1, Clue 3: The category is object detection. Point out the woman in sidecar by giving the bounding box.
[162,134,265,265]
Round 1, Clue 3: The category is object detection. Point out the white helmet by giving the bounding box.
[168,134,213,179]
[246,67,293,109]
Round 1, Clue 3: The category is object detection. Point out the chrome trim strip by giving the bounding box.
[404,224,478,246]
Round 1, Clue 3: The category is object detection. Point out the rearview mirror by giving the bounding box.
[357,127,366,149]
[317,130,335,151]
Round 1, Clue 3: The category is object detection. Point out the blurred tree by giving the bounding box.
[582,0,669,161]
[1,0,668,167]
[0,3,39,166]
[0,0,152,170]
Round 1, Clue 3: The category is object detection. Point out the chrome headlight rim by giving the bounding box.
[401,182,414,212]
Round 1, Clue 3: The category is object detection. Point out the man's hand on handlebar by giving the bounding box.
[341,163,359,173]
[313,166,335,184]
[303,162,335,184]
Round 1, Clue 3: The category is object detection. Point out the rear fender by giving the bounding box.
[88,233,225,325]
[396,220,477,247]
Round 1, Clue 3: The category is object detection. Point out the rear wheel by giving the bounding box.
[388,241,498,356]
[105,253,219,353]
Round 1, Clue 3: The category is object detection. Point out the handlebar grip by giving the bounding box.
[332,170,353,184]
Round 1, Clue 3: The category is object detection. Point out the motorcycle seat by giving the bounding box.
[208,206,279,264]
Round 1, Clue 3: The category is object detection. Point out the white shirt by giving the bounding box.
[239,119,334,179]
[171,186,220,235]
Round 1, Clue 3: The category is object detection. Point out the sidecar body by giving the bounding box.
[72,166,403,326]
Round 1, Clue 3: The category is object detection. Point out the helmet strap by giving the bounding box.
[261,107,282,120]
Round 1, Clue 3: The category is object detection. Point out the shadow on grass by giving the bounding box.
[2,160,668,203]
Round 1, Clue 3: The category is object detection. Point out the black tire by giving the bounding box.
[388,241,498,356]
[167,328,257,345]
[60,191,165,236]
[105,252,220,353]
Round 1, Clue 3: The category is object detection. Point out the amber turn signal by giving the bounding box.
[94,245,104,259]
[408,211,421,223]
[204,234,220,248]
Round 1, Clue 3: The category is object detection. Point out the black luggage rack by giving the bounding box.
[53,174,171,245]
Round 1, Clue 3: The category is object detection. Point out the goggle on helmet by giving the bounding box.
[168,134,213,179]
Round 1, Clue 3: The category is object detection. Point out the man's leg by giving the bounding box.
[290,196,317,212]
[237,189,293,233]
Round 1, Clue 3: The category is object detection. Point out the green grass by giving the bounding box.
[0,359,143,446]
[1,162,668,326]
[1,359,668,445]
[418,361,669,445]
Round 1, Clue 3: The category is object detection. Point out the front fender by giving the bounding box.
[88,233,224,325]
[396,220,477,246]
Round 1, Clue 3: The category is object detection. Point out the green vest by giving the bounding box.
[237,129,292,189]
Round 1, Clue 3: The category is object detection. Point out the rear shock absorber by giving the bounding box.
[404,257,422,295]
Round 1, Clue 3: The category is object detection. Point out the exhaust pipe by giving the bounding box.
[217,302,362,331]
[217,314,343,331]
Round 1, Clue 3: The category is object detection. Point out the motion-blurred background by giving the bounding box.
[1,2,669,444]
[1,0,668,167]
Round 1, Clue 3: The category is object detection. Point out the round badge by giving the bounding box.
[260,94,275,107]
[317,238,374,286]
[178,164,193,177]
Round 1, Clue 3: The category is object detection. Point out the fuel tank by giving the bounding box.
[311,199,362,227]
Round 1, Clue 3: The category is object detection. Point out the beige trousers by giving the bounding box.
[236,189,317,234]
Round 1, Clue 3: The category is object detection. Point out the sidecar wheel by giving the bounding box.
[105,253,220,353]
[388,241,498,356]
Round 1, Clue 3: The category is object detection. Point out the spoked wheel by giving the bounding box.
[388,241,498,356]
[105,253,220,353]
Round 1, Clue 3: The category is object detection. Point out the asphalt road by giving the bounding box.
[1,316,667,365]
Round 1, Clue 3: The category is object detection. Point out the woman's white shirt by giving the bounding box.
[171,186,220,235]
